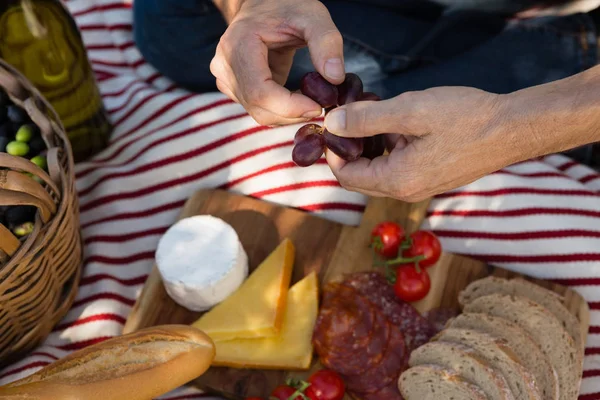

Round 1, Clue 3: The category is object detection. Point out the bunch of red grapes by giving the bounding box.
[292,72,386,167]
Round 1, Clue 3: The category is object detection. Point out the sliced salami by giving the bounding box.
[343,271,436,350]
[313,285,389,375]
[313,284,375,353]
[422,307,460,334]
[321,309,390,375]
[342,325,408,394]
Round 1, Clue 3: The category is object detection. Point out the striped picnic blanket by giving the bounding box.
[1,0,599,399]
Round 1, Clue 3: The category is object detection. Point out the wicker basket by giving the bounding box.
[0,59,83,367]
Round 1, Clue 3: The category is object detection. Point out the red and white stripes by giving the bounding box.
[1,0,599,398]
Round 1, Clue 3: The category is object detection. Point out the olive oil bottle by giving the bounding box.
[0,0,113,162]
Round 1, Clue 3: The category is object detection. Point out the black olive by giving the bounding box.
[28,135,46,156]
[0,90,9,108]
[0,121,14,138]
[0,136,9,152]
[7,105,28,124]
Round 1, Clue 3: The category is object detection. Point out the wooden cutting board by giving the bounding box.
[123,188,590,399]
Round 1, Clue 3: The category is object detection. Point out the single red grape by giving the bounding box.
[294,123,322,144]
[323,129,363,162]
[292,133,326,167]
[301,72,339,108]
[362,135,386,159]
[337,73,363,105]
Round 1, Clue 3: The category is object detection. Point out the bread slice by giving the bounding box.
[399,364,488,400]
[458,276,583,356]
[409,341,515,400]
[449,313,559,400]
[463,294,581,400]
[433,328,542,400]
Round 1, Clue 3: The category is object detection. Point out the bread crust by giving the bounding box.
[0,325,215,400]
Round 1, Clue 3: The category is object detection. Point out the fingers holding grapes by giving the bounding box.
[291,72,387,167]
[210,0,347,125]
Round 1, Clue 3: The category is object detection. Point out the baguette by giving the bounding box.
[0,325,215,400]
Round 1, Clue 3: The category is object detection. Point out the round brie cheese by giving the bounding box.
[155,215,248,311]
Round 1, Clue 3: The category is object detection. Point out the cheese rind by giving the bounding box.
[155,215,249,312]
[211,271,319,369]
[192,238,295,340]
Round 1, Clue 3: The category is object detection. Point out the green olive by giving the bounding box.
[6,141,29,156]
[13,221,34,237]
[30,155,47,170]
[15,125,33,142]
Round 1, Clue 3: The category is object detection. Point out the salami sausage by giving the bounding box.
[342,325,408,394]
[314,286,390,375]
[313,284,375,353]
[343,271,436,350]
[320,310,390,375]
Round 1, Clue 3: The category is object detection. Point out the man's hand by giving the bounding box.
[323,67,600,202]
[210,0,345,126]
[322,87,524,202]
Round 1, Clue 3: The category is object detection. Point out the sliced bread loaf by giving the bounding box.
[409,341,515,400]
[449,313,559,400]
[433,328,542,400]
[463,293,581,400]
[458,276,583,357]
[399,364,489,400]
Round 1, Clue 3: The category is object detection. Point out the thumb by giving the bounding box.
[324,93,431,138]
[301,4,345,84]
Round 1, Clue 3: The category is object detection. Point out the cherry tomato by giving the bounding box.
[271,385,303,400]
[305,369,345,400]
[393,265,431,302]
[402,230,441,268]
[371,221,405,259]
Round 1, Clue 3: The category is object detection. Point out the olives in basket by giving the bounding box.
[0,89,47,238]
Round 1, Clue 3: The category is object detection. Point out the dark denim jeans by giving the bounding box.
[132,0,599,165]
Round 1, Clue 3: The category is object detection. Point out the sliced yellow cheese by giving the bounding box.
[192,238,294,340]
[212,271,319,369]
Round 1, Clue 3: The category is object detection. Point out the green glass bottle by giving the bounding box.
[0,0,113,162]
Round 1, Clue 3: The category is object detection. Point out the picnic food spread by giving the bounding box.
[0,68,589,400]
[140,208,584,400]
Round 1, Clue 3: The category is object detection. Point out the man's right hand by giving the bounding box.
[210,0,345,126]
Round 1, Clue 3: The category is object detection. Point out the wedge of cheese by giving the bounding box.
[212,271,319,369]
[192,238,294,340]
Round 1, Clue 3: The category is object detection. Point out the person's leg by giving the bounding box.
[380,12,598,95]
[132,0,227,92]
[287,1,507,94]
[131,0,505,95]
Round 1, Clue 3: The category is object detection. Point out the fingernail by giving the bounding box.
[302,109,322,118]
[324,58,344,80]
[325,109,346,132]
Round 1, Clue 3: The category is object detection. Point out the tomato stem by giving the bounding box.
[382,254,426,266]
[370,236,384,252]
[399,236,413,250]
[284,378,311,400]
